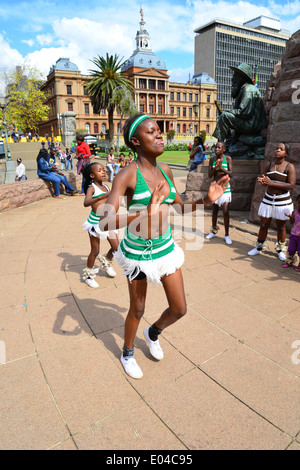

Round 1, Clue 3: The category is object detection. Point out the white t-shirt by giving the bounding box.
[15,163,26,178]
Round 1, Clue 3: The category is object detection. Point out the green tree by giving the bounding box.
[111,85,137,155]
[167,129,176,142]
[85,54,133,147]
[1,66,49,134]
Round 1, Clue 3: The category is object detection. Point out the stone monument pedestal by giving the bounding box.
[185,159,264,212]
[61,111,76,149]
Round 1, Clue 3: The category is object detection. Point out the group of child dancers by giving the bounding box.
[79,113,299,379]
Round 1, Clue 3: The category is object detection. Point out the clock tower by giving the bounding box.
[135,8,151,52]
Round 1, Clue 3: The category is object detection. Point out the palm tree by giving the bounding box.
[86,54,133,146]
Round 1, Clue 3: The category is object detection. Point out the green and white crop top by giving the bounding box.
[91,182,109,198]
[212,156,231,193]
[127,163,177,211]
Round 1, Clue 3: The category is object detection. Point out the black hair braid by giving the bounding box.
[82,162,99,194]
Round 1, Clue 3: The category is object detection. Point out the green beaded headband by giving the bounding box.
[128,115,151,140]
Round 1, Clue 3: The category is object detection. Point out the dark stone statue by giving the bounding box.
[213,63,268,159]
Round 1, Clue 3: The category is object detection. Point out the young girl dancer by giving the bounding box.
[248,142,296,260]
[100,113,230,379]
[282,194,300,271]
[206,141,233,244]
[82,162,119,288]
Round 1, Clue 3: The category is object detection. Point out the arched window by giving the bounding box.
[176,124,180,133]
[85,123,90,133]
[94,123,99,134]
[206,124,210,134]
[182,124,186,133]
[102,123,106,133]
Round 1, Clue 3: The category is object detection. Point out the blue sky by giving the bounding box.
[0,0,299,85]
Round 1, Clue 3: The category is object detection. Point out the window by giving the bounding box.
[149,80,155,89]
[140,104,145,112]
[183,93,186,101]
[176,124,180,133]
[158,105,162,114]
[149,104,154,114]
[207,94,211,103]
[94,123,99,134]
[183,107,186,117]
[158,80,164,90]
[83,86,88,96]
[139,79,146,88]
[101,108,105,115]
[189,108,192,118]
[84,103,90,114]
[206,124,210,134]
[182,124,186,133]
[101,124,106,133]
[85,123,90,133]
[170,106,174,115]
[177,92,180,101]
[195,94,198,102]
[170,91,174,100]
[66,85,72,95]
[206,108,210,118]
[68,102,73,111]
[177,107,180,117]
[189,93,193,102]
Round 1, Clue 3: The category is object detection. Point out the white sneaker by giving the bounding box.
[248,248,261,256]
[120,354,143,379]
[143,327,164,360]
[278,251,286,261]
[85,277,99,288]
[100,256,116,278]
[206,232,216,239]
[224,236,232,245]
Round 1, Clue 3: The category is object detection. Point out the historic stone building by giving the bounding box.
[39,12,217,140]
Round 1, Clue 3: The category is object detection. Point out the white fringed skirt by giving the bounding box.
[214,192,232,207]
[258,192,293,220]
[114,226,185,285]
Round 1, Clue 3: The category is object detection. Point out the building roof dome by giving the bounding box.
[49,58,80,74]
[122,51,166,71]
[191,72,216,85]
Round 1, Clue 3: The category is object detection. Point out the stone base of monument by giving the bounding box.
[184,159,264,212]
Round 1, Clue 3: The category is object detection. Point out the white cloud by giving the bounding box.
[22,39,35,47]
[0,34,24,71]
[36,34,54,46]
[1,0,298,86]
[168,65,194,83]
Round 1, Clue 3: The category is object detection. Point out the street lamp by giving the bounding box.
[0,96,16,183]
[0,96,12,160]
[192,102,199,137]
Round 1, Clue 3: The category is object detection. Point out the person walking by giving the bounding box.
[76,135,91,194]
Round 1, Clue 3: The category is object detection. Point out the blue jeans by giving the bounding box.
[66,159,73,170]
[189,161,203,172]
[39,172,75,196]
[107,163,120,182]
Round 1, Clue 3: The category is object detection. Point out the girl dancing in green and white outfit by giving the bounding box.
[100,114,230,379]
[206,141,233,244]
[82,162,119,288]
